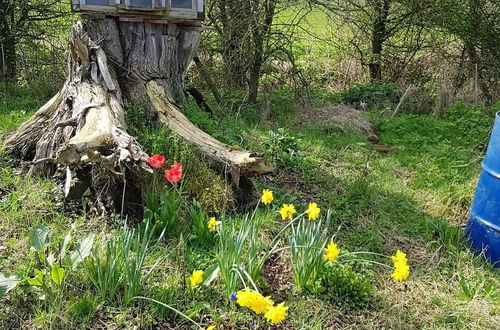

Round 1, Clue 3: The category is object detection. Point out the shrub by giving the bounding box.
[327,82,403,110]
[262,128,299,165]
[319,263,374,310]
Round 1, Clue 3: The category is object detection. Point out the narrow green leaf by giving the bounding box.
[203,265,220,286]
[50,265,65,286]
[60,225,75,260]
[0,273,21,296]
[28,224,49,252]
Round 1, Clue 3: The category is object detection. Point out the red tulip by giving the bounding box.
[147,154,166,169]
[165,163,183,183]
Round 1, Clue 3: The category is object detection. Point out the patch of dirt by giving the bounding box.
[300,104,373,136]
[262,252,294,300]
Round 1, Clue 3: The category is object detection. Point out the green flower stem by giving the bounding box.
[342,251,390,258]
[345,259,393,269]
[131,296,202,329]
[268,212,307,249]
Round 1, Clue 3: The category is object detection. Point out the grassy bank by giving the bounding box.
[1,87,499,329]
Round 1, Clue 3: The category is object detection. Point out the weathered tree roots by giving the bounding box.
[4,17,273,214]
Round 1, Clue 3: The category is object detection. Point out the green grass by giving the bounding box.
[1,86,500,329]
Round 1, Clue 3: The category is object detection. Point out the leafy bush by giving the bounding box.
[327,82,403,110]
[262,128,299,164]
[319,263,374,310]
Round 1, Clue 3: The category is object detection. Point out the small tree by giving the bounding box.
[0,0,65,82]
[408,0,500,103]
[310,0,427,82]
[207,0,295,103]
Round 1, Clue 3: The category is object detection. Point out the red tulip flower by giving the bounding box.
[165,163,183,183]
[147,154,166,169]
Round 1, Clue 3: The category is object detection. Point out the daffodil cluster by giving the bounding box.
[391,250,410,282]
[235,288,288,324]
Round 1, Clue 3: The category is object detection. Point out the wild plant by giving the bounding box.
[215,210,279,295]
[216,219,250,296]
[188,199,215,246]
[289,213,331,291]
[144,187,182,237]
[85,218,164,305]
[0,223,94,303]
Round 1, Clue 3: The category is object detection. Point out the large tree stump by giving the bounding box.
[4,17,272,214]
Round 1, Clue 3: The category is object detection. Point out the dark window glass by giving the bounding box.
[129,0,152,7]
[86,0,109,5]
[171,0,192,9]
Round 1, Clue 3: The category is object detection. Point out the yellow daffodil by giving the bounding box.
[207,217,221,232]
[264,302,288,324]
[391,261,410,282]
[391,250,410,282]
[391,249,408,264]
[206,326,215,330]
[189,269,204,288]
[261,189,274,205]
[279,204,297,221]
[306,202,321,221]
[323,241,341,263]
[236,288,274,314]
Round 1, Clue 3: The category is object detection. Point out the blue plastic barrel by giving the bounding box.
[466,112,500,267]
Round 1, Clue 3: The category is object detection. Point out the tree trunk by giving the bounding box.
[4,17,273,215]
[369,0,390,82]
[0,36,16,82]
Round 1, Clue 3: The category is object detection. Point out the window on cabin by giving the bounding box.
[171,0,192,9]
[128,0,153,7]
[86,0,109,5]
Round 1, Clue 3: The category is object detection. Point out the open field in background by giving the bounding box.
[1,85,499,329]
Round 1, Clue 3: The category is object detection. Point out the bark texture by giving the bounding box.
[5,17,272,213]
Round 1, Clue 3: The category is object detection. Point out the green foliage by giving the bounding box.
[84,218,163,305]
[0,274,21,296]
[457,274,499,302]
[319,263,374,310]
[216,219,250,295]
[188,200,215,246]
[144,188,183,237]
[0,223,93,303]
[327,83,403,110]
[429,218,465,253]
[289,215,330,291]
[262,128,299,164]
[68,294,98,324]
[216,212,272,295]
